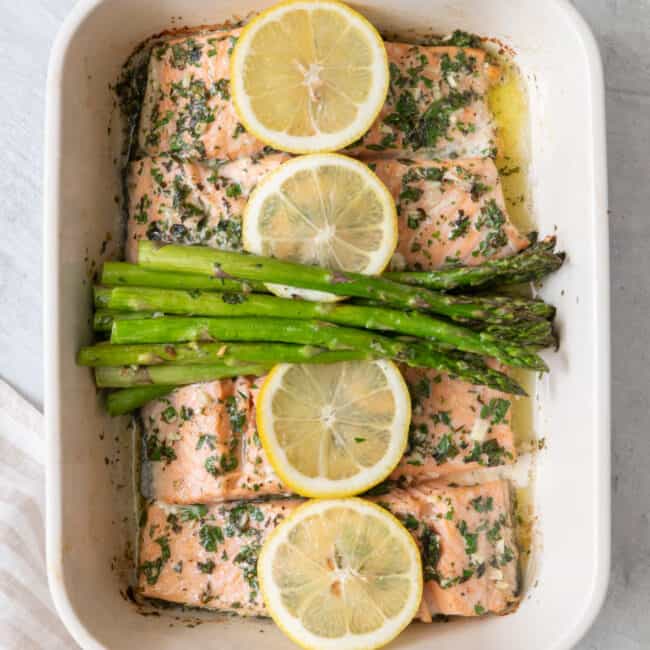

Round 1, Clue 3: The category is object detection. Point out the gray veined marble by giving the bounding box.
[0,0,648,648]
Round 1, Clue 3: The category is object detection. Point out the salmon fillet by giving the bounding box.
[142,366,517,504]
[348,44,500,159]
[370,157,529,269]
[377,480,519,619]
[141,377,289,504]
[126,152,289,261]
[390,366,517,483]
[138,481,519,619]
[138,29,267,160]
[139,33,497,162]
[138,498,298,614]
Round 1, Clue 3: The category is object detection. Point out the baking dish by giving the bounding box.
[43,0,610,648]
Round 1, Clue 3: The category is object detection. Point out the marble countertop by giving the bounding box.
[0,1,648,647]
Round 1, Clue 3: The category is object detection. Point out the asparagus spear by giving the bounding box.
[106,385,174,416]
[95,363,271,388]
[137,241,553,324]
[98,286,546,370]
[78,342,373,367]
[385,238,565,290]
[94,309,159,332]
[80,331,525,394]
[109,316,530,392]
[103,348,524,416]
[479,320,557,348]
[102,262,267,293]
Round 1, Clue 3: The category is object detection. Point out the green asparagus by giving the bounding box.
[385,237,565,290]
[94,309,159,332]
[106,385,174,416]
[78,341,373,367]
[109,317,528,394]
[97,286,546,370]
[136,241,554,324]
[102,261,267,293]
[95,363,271,388]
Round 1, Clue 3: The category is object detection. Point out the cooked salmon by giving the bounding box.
[142,365,517,504]
[139,32,497,162]
[369,157,530,269]
[390,365,517,483]
[377,479,519,619]
[138,29,267,161]
[138,498,298,614]
[126,152,289,261]
[141,377,289,504]
[138,481,519,619]
[348,44,500,159]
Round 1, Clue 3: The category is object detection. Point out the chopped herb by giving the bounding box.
[402,514,420,530]
[225,183,242,198]
[480,398,511,425]
[199,524,224,552]
[197,559,215,574]
[178,504,208,521]
[471,496,494,513]
[226,395,246,433]
[161,405,177,423]
[433,433,459,464]
[421,528,441,582]
[139,536,171,585]
[145,435,176,463]
[196,434,217,451]
[458,521,478,555]
[449,214,470,240]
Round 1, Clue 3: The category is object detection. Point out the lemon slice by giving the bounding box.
[257,360,410,498]
[258,498,423,650]
[242,154,397,302]
[230,0,389,154]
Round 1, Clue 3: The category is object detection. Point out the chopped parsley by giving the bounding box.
[199,524,224,552]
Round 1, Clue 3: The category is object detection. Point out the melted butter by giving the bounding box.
[488,62,533,233]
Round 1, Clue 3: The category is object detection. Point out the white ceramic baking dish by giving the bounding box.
[43,1,610,648]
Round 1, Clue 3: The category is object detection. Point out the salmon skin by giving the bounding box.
[138,481,519,619]
[369,157,530,270]
[140,377,289,505]
[138,28,267,161]
[348,43,500,159]
[126,152,289,262]
[390,365,517,483]
[138,30,497,162]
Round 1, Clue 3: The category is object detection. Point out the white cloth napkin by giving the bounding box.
[0,380,77,649]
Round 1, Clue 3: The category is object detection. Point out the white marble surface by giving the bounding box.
[0,1,648,648]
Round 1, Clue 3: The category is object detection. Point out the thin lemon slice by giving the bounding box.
[242,154,397,302]
[230,0,389,154]
[257,360,410,498]
[258,498,423,650]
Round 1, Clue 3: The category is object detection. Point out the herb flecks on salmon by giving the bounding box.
[348,43,500,159]
[139,29,265,161]
[126,153,289,261]
[141,378,288,504]
[138,499,296,614]
[138,481,519,619]
[376,480,519,619]
[369,157,530,269]
[391,365,516,482]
